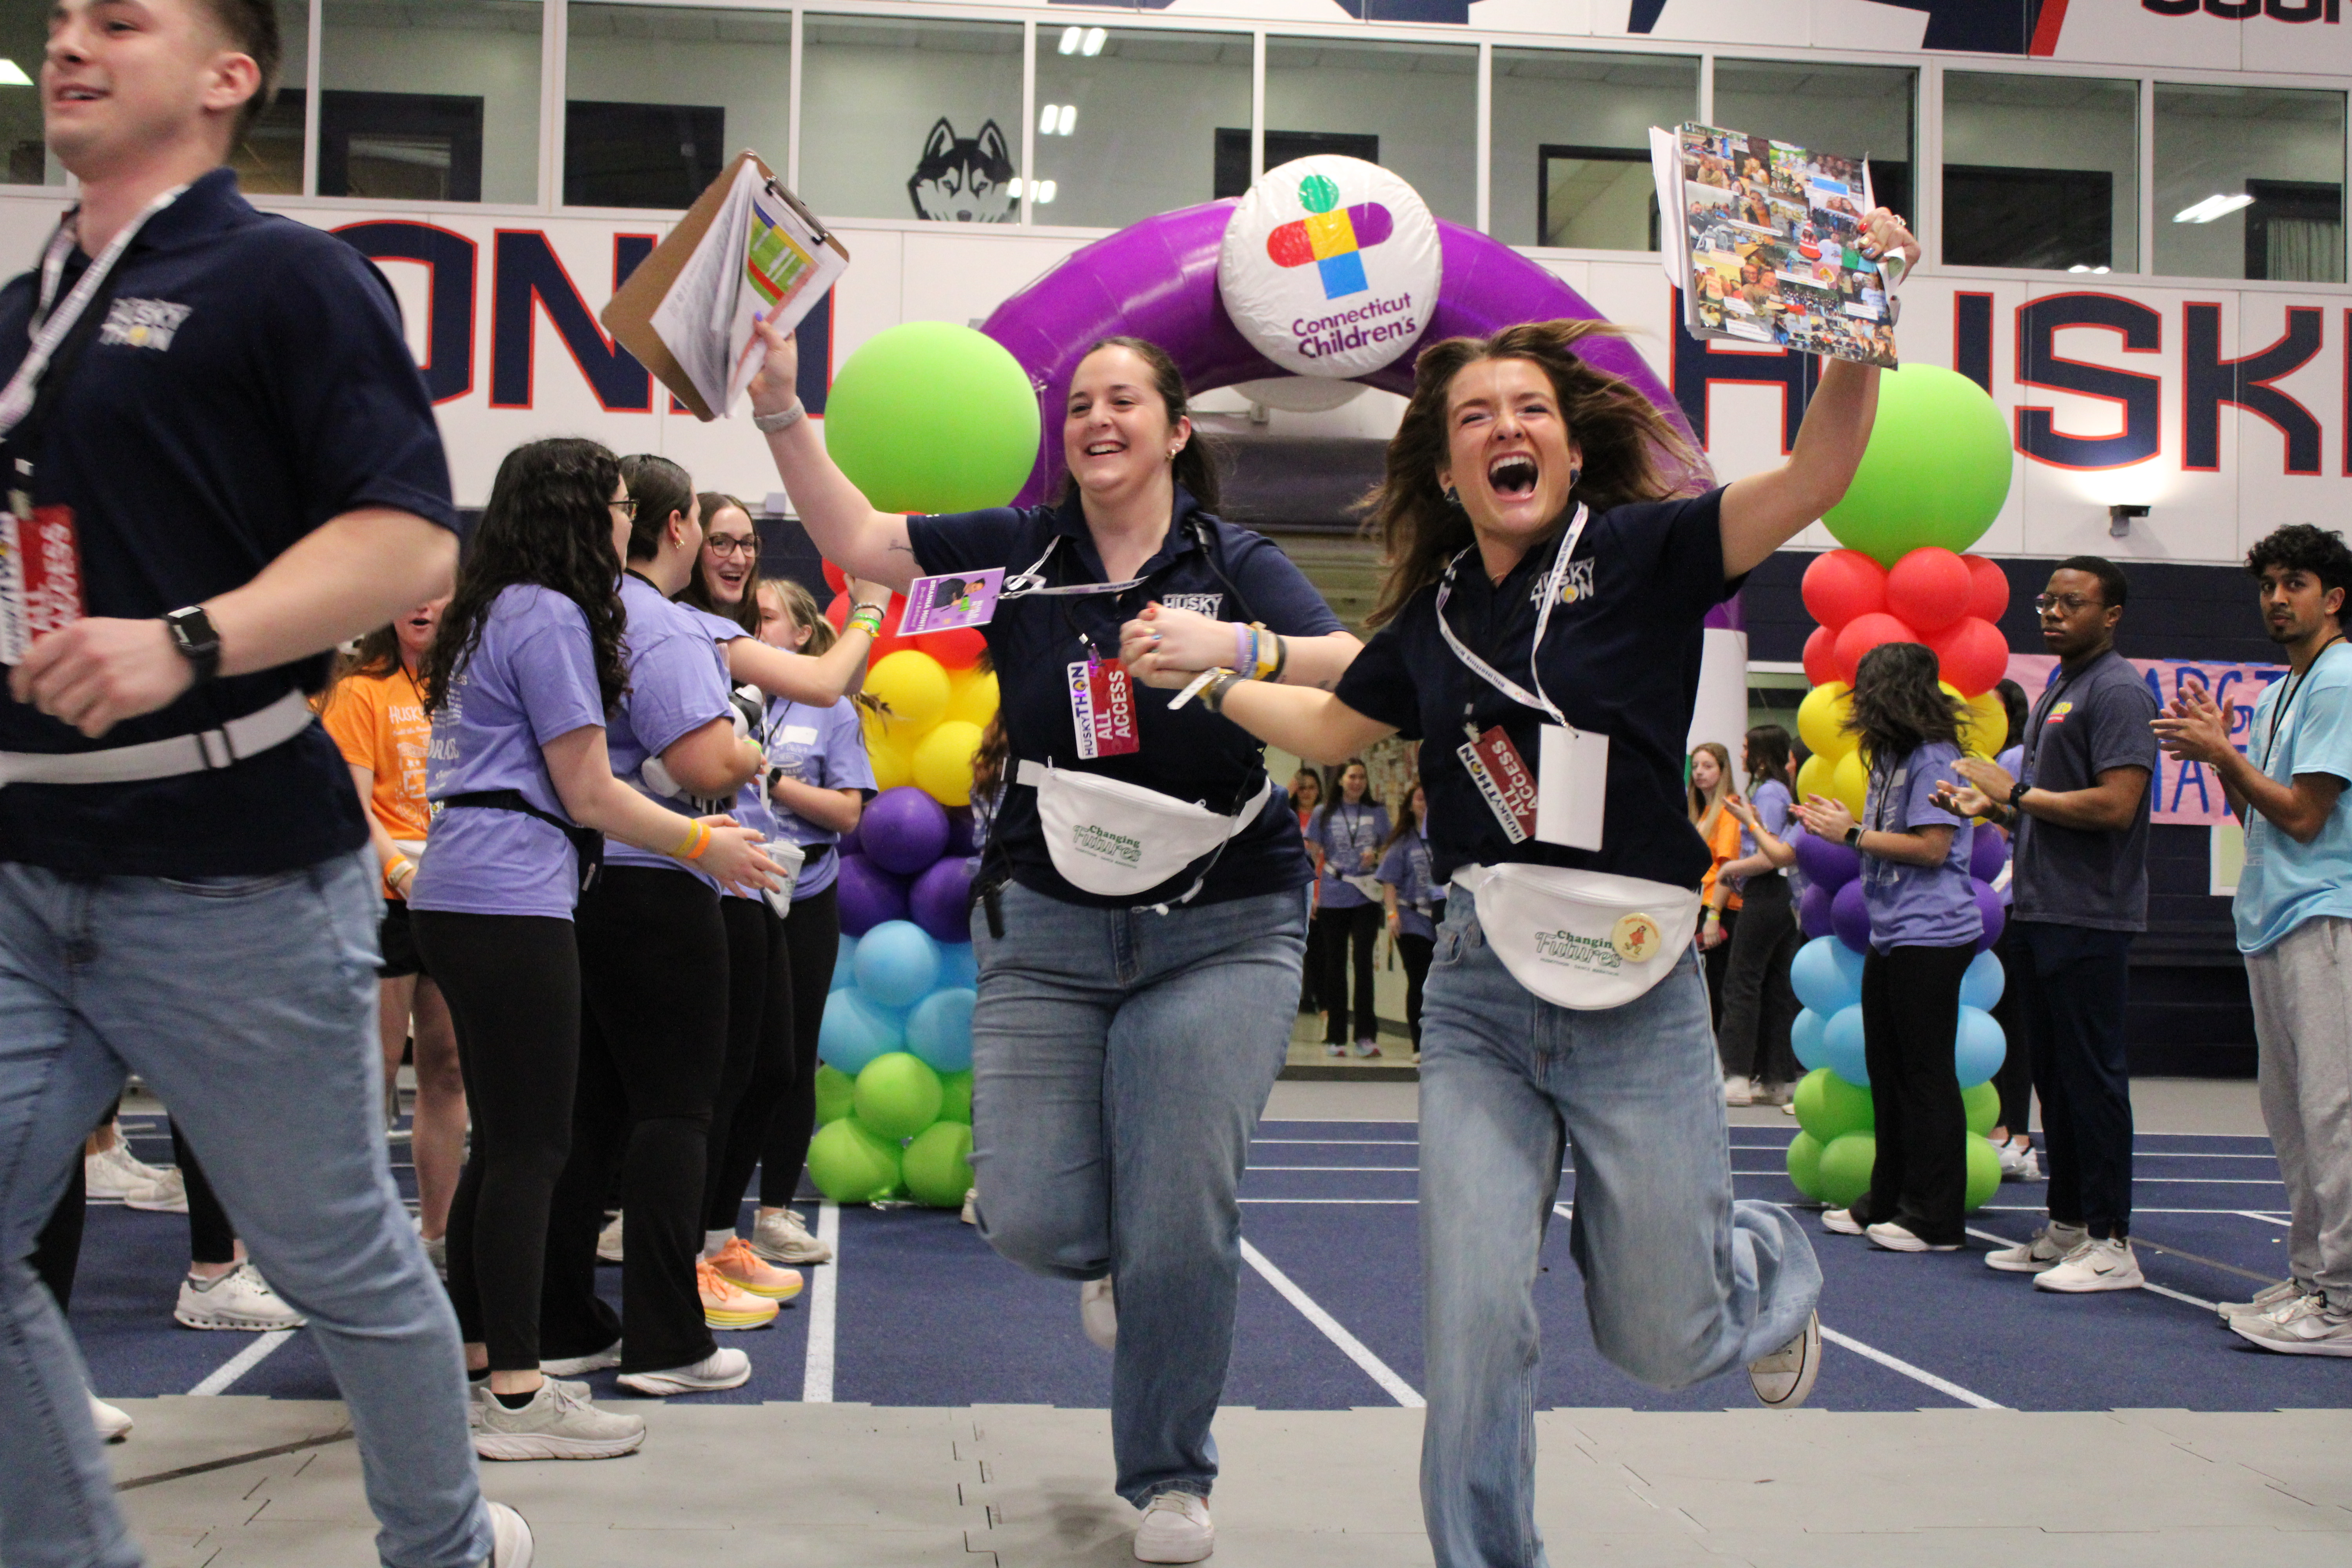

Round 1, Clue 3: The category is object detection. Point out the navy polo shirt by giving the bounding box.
[1334,488,1736,890]
[0,168,457,877]
[909,488,1344,908]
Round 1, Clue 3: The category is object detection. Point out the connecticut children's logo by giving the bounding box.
[1265,174,1396,301]
[1218,154,1441,380]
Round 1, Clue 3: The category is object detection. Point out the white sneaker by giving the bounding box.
[539,1339,622,1377]
[616,1347,750,1396]
[2034,1236,2144,1293]
[1722,1075,1754,1107]
[175,1262,307,1330]
[486,1500,535,1567]
[1985,1221,2086,1274]
[474,1378,646,1461]
[1747,1310,1820,1408]
[89,1392,132,1442]
[1322,1042,1346,1058]
[960,1189,978,1227]
[1352,1039,1382,1058]
[1867,1220,1960,1253]
[472,1375,590,1427]
[1820,1208,1864,1236]
[2230,1293,2352,1356]
[84,1139,172,1200]
[1081,1277,1118,1352]
[595,1214,624,1263]
[2219,1278,2305,1325]
[1996,1139,2030,1180]
[123,1167,189,1214]
[750,1207,832,1265]
[1132,1491,1214,1564]
[2018,1149,2043,1182]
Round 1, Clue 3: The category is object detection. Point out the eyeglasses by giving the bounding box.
[2034,592,2100,615]
[706,536,759,557]
[609,496,639,516]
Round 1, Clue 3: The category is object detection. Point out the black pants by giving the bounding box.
[32,1158,83,1310]
[1857,942,1975,1245]
[542,867,729,1374]
[1299,904,1324,1014]
[1397,930,1434,1047]
[1716,875,1801,1086]
[1988,915,2033,1135]
[2013,920,2136,1239]
[172,1124,236,1265]
[1316,901,1381,1043]
[702,895,791,1231]
[757,884,843,1208]
[1704,906,1738,1034]
[412,910,580,1373]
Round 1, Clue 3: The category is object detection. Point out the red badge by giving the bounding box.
[0,500,85,665]
[1069,657,1140,759]
[1457,724,1538,843]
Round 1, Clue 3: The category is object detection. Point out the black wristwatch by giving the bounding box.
[162,605,221,682]
[2007,779,2030,814]
[1844,824,1864,849]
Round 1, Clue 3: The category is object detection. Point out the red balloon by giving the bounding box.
[1963,554,2009,624]
[914,626,987,670]
[1885,548,1972,634]
[1800,549,1888,632]
[1832,612,1921,686]
[1928,616,2010,697]
[1802,624,1839,688]
[822,559,847,595]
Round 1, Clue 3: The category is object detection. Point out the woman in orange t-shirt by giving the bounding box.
[1688,742,1744,1038]
[320,599,465,1268]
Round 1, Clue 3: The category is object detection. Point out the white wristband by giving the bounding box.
[753,401,806,434]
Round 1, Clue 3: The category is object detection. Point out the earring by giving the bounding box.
[1568,465,1583,489]
[1442,485,1464,510]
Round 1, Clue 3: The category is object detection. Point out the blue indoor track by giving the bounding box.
[73,1114,2348,1414]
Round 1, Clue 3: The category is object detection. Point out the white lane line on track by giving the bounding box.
[1815,1325,2005,1409]
[1978,1205,2287,1216]
[188,1331,296,1396]
[1239,1238,1425,1409]
[801,1202,840,1404]
[2238,1210,2292,1227]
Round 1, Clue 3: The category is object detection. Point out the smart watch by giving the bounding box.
[1844,825,1864,849]
[2007,780,2030,813]
[162,605,222,683]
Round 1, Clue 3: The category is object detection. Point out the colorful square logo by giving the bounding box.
[1265,174,1396,301]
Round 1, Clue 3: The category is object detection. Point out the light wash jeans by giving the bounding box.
[968,881,1306,1508]
[1419,896,1820,1568]
[0,853,489,1568]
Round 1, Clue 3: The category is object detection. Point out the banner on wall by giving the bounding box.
[2004,652,2284,826]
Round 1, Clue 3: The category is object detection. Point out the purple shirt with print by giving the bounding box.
[1858,739,1980,953]
[603,573,735,888]
[763,694,877,898]
[678,603,789,898]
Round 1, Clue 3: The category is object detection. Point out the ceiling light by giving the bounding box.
[1056,103,1076,136]
[0,58,33,87]
[2093,265,2109,274]
[1058,25,1081,55]
[1036,179,1058,205]
[2068,263,2089,273]
[1039,102,1059,135]
[1082,27,1106,55]
[2173,193,2254,224]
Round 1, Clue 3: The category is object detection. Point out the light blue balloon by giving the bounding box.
[831,933,859,993]
[1791,1008,1829,1072]
[1955,1005,2006,1089]
[1790,936,1864,1014]
[937,940,978,991]
[853,919,942,1008]
[1959,949,2005,1012]
[906,987,978,1073]
[1823,1003,1870,1087]
[818,989,904,1076]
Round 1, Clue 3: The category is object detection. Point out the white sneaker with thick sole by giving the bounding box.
[175,1263,307,1330]
[1082,1278,1118,1351]
[89,1392,133,1442]
[474,1379,646,1461]
[595,1214,624,1263]
[617,1347,751,1396]
[1820,1208,1864,1236]
[1748,1310,1820,1408]
[1132,1491,1214,1563]
[1985,1221,2086,1274]
[123,1168,189,1214]
[486,1500,534,1567]
[2034,1236,2143,1293]
[2218,1278,2305,1325]
[1867,1220,1960,1253]
[1352,1039,1382,1058]
[84,1140,172,1201]
[2229,1293,2352,1356]
[1722,1075,1754,1107]
[1322,1042,1345,1058]
[539,1339,622,1377]
[1996,1140,2031,1180]
[750,1207,833,1265]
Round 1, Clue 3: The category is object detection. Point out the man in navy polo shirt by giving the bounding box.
[0,2,525,1565]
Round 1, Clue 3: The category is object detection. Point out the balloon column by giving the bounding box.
[1780,363,2017,1216]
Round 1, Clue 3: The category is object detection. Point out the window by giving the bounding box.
[565,5,793,211]
[319,0,543,203]
[800,15,1024,225]
[1492,49,1696,250]
[1943,73,2136,273]
[2,0,61,185]
[1212,130,1376,201]
[1034,26,1249,228]
[1261,37,1476,226]
[1712,61,1915,236]
[2155,83,2344,282]
[228,2,312,196]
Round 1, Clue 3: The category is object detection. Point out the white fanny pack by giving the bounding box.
[1016,759,1272,904]
[0,687,316,789]
[1452,862,1700,1011]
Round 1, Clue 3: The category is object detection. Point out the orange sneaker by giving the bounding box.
[697,1259,780,1329]
[706,1237,804,1302]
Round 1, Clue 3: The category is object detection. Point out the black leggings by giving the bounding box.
[1715,874,1801,1086]
[757,883,843,1208]
[32,1158,83,1310]
[412,910,581,1373]
[701,895,792,1232]
[173,1124,236,1265]
[542,867,729,1375]
[1397,930,1434,1047]
[1857,942,1975,1245]
[1315,901,1381,1044]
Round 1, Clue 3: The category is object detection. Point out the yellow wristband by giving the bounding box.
[1251,622,1278,681]
[676,820,712,860]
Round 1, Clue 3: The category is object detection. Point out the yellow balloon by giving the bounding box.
[1797,682,1855,759]
[945,668,999,728]
[1831,748,1869,818]
[1961,688,2008,758]
[912,719,984,807]
[858,706,916,791]
[1796,752,1838,805]
[865,650,950,733]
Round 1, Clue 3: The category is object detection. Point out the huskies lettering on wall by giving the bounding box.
[907,119,1018,224]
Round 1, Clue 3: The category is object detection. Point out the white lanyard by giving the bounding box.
[999,532,1151,600]
[2261,637,2345,774]
[0,186,187,445]
[1432,504,1589,731]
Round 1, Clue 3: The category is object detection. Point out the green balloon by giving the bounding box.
[1817,1132,1877,1210]
[1962,1079,2000,1139]
[902,1121,975,1208]
[1964,1132,2002,1212]
[1793,1067,1875,1143]
[1822,364,2013,567]
[813,1063,856,1127]
[853,1051,944,1141]
[806,1117,902,1204]
[1785,1131,1826,1200]
[938,1068,973,1125]
[824,322,1042,514]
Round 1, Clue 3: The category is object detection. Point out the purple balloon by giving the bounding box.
[944,806,976,858]
[838,822,863,857]
[835,853,908,937]
[1831,879,1872,955]
[1970,822,2009,885]
[862,786,951,875]
[1974,882,2007,953]
[1799,882,1837,940]
[909,855,976,942]
[1793,829,1861,893]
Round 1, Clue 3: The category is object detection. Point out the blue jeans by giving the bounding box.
[1418,897,1820,1568]
[968,881,1306,1508]
[0,853,488,1568]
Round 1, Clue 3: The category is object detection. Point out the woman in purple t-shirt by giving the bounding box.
[1795,642,1981,1252]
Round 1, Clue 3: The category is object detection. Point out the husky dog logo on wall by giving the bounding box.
[907,119,1018,223]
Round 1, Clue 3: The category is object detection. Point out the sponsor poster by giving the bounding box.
[2005,652,2285,826]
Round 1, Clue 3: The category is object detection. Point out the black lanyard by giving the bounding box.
[2263,635,2346,773]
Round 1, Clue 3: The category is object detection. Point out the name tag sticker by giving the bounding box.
[1458,725,1538,843]
[779,724,820,746]
[1535,724,1607,851]
[1068,659,1140,759]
